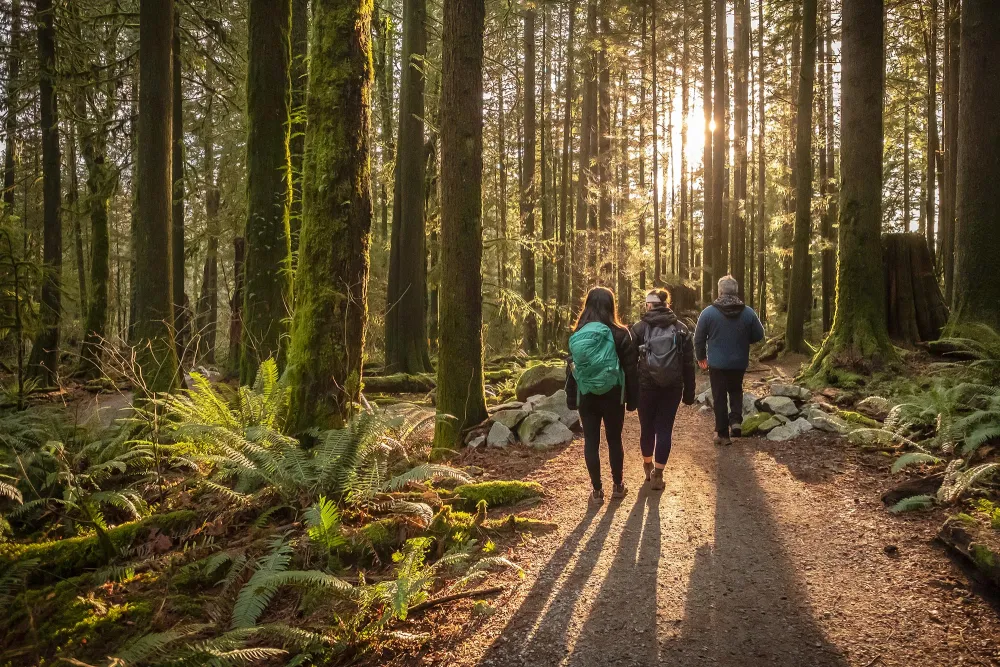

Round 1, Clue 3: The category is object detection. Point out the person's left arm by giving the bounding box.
[616,328,640,411]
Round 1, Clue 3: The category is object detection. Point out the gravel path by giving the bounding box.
[408,404,1000,667]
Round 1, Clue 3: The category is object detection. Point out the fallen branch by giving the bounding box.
[407,585,505,614]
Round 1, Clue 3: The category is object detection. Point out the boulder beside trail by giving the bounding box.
[529,422,575,449]
[766,417,813,441]
[740,413,772,436]
[487,422,516,448]
[770,383,812,401]
[761,395,799,417]
[528,390,580,429]
[518,410,562,443]
[515,364,566,402]
[696,389,713,407]
[492,408,530,430]
[488,401,524,414]
[801,405,851,434]
[742,393,760,417]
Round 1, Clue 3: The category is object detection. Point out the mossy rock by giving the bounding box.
[837,410,881,428]
[740,413,773,437]
[0,510,199,584]
[452,481,545,510]
[482,515,559,534]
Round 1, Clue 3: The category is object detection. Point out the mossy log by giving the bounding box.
[363,372,436,393]
[451,480,544,510]
[883,233,949,344]
[937,517,1000,589]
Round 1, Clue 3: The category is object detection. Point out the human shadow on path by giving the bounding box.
[477,498,624,666]
[658,445,851,666]
[567,488,661,667]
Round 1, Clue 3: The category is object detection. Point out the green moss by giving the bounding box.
[837,411,880,428]
[482,515,559,534]
[0,510,198,583]
[740,413,772,437]
[970,543,998,569]
[452,481,544,510]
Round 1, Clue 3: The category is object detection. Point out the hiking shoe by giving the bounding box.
[611,483,628,499]
[731,423,742,437]
[650,468,665,491]
[714,435,732,446]
[589,488,605,505]
[643,461,654,482]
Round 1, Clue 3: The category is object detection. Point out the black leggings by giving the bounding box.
[638,385,683,466]
[579,388,626,491]
[709,367,746,437]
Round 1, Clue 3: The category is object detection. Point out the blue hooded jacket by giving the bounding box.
[694,296,766,370]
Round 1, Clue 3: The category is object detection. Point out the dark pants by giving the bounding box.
[579,388,626,491]
[638,385,682,466]
[709,368,745,437]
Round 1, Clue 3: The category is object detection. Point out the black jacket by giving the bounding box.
[631,306,697,404]
[565,323,639,411]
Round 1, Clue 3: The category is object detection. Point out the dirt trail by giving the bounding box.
[407,405,1000,667]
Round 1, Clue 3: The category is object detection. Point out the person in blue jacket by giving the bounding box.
[694,275,766,445]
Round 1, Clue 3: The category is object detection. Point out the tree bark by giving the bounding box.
[573,1,596,306]
[808,0,897,381]
[596,3,612,283]
[287,0,374,430]
[732,0,749,298]
[949,0,1000,332]
[27,0,62,385]
[195,97,220,364]
[679,0,690,283]
[132,0,181,393]
[433,0,488,448]
[884,233,949,344]
[520,7,538,353]
[710,0,727,289]
[923,0,938,267]
[242,0,293,383]
[785,0,817,353]
[172,13,187,360]
[290,0,309,252]
[756,0,767,325]
[557,0,576,307]
[941,0,959,304]
[701,0,713,302]
[2,0,20,212]
[651,0,660,285]
[385,0,433,373]
[374,4,395,243]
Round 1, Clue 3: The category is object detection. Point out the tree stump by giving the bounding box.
[883,233,949,344]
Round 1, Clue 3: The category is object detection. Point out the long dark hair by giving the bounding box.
[574,286,625,332]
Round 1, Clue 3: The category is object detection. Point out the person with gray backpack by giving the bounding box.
[565,287,639,505]
[631,289,696,490]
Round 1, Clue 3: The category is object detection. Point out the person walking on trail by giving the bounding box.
[694,275,766,446]
[565,286,639,505]
[631,289,696,491]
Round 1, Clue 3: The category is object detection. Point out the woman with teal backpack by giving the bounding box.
[565,287,639,504]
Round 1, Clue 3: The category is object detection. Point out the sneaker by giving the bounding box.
[650,468,665,491]
[714,435,733,446]
[731,423,743,437]
[589,488,605,505]
[611,483,628,499]
[643,461,654,482]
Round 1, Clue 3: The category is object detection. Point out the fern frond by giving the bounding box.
[890,494,935,513]
[382,464,472,492]
[891,452,944,474]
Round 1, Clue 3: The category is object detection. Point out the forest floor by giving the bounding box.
[386,369,1000,667]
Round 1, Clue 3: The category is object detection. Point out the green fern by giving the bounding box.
[305,495,346,553]
[890,494,936,513]
[231,535,294,629]
[891,452,944,474]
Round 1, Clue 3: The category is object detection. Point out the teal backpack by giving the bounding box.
[568,322,625,402]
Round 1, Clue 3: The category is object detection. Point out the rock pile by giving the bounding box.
[468,388,579,450]
[737,383,853,441]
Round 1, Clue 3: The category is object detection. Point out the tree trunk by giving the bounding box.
[710,0,727,290]
[941,0,959,303]
[617,75,631,319]
[132,0,181,393]
[374,5,395,243]
[651,0,660,285]
[923,0,938,267]
[732,0,749,298]
[433,0,488,448]
[597,4,612,283]
[172,13,187,361]
[785,0,817,353]
[558,0,576,307]
[701,0,713,302]
[290,0,309,252]
[2,0,20,212]
[27,0,62,385]
[638,3,647,291]
[242,0,293,383]
[228,237,245,372]
[950,0,1000,332]
[385,0,432,373]
[573,1,596,307]
[884,233,949,343]
[68,123,87,319]
[903,71,911,232]
[756,0,767,324]
[195,97,220,364]
[287,0,374,430]
[520,8,538,353]
[808,0,897,381]
[679,0,690,283]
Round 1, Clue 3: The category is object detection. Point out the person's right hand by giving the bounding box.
[698,359,708,371]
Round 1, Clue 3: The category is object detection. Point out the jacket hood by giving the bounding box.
[642,306,678,328]
[712,294,746,318]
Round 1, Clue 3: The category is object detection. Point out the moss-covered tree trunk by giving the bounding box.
[520,7,538,353]
[949,0,1000,333]
[195,96,219,364]
[433,0,487,449]
[289,0,309,253]
[133,0,181,393]
[808,0,896,383]
[785,0,817,353]
[171,13,187,359]
[373,5,395,242]
[1,0,19,211]
[241,0,293,384]
[287,0,374,431]
[385,0,433,374]
[27,0,62,385]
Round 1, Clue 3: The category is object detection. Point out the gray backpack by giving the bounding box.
[641,324,683,388]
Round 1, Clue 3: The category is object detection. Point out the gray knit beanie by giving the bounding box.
[718,275,739,296]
